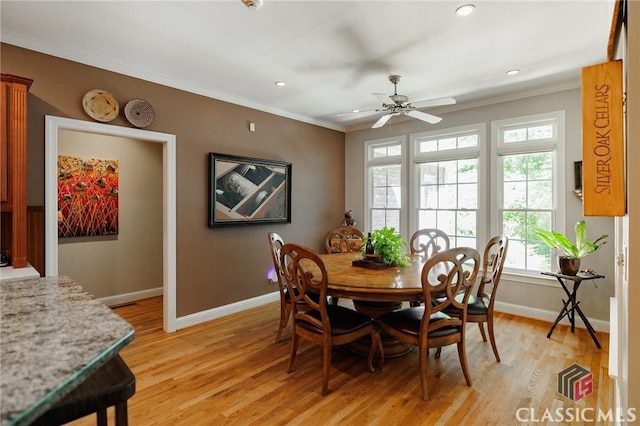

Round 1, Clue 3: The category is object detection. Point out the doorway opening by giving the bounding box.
[44,116,177,332]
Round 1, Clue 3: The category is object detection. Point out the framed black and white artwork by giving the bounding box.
[208,153,291,227]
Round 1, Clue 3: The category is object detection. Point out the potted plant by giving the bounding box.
[362,227,410,266]
[533,220,607,275]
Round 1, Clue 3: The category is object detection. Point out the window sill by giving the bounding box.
[502,270,558,288]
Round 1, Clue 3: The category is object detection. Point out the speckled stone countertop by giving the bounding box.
[0,276,134,426]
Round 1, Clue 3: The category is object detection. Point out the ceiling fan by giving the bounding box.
[343,75,456,128]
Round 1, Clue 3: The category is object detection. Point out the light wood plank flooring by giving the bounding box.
[69,297,611,425]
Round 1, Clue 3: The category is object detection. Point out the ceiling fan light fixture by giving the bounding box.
[350,75,454,129]
[455,4,476,16]
[241,0,263,10]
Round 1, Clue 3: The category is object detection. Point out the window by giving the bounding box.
[493,111,565,275]
[365,137,406,234]
[411,125,483,249]
[371,164,402,230]
[363,112,564,279]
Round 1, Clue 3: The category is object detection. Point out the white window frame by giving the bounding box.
[409,123,487,250]
[361,112,565,288]
[363,136,408,238]
[491,111,566,284]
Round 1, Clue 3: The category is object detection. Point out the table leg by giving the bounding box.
[352,300,413,358]
[572,303,602,349]
[542,272,603,349]
[547,278,601,348]
[548,277,578,337]
[566,298,575,333]
[548,301,570,338]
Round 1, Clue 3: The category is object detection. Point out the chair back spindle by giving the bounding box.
[410,228,450,259]
[324,226,364,253]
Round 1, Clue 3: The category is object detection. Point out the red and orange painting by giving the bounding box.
[58,155,119,237]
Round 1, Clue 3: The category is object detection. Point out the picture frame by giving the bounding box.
[209,153,291,227]
[58,155,119,237]
[573,160,583,200]
[574,161,583,191]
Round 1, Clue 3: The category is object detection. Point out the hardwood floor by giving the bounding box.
[69,297,611,425]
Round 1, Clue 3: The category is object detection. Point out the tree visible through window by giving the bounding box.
[416,159,478,248]
[365,138,404,232]
[371,164,401,230]
[501,152,553,271]
[413,127,481,249]
[494,111,564,275]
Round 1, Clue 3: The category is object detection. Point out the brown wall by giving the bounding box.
[1,43,346,317]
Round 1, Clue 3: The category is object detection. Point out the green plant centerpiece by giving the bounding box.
[533,220,607,275]
[362,227,410,266]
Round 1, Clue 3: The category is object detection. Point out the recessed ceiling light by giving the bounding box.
[352,109,360,113]
[275,81,286,87]
[455,4,476,16]
[506,69,520,76]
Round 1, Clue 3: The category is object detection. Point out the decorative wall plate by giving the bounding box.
[124,98,155,128]
[82,89,119,122]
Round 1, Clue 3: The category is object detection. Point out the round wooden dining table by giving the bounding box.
[318,252,425,302]
[318,252,427,357]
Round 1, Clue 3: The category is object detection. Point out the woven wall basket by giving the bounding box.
[124,98,155,128]
[82,89,119,123]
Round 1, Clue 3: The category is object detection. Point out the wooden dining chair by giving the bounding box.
[324,226,364,254]
[408,228,450,306]
[323,226,364,305]
[442,235,508,362]
[410,228,450,258]
[267,232,292,343]
[279,243,383,395]
[377,247,480,400]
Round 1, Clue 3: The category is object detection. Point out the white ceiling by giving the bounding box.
[0,0,615,132]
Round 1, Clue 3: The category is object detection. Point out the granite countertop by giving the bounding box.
[0,276,134,426]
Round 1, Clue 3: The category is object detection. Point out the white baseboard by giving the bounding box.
[494,301,610,333]
[175,291,280,331]
[99,287,163,307]
[104,288,610,335]
[175,296,610,333]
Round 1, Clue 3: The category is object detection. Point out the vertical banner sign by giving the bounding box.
[581,60,625,216]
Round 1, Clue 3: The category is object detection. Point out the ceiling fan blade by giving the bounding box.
[405,109,442,124]
[336,108,378,117]
[372,114,393,128]
[372,93,392,104]
[410,96,456,109]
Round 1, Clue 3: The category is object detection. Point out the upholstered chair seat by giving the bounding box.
[380,308,461,338]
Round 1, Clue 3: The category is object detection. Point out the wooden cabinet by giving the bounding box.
[1,74,33,269]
